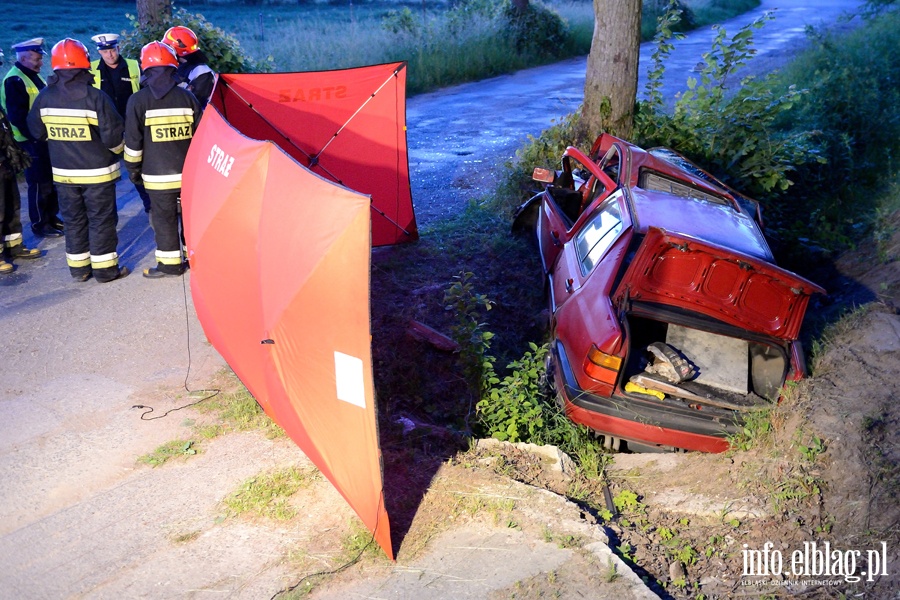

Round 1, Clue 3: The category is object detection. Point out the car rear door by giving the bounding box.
[614,228,825,340]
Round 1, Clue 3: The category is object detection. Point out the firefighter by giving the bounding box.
[162,26,217,111]
[88,33,152,214]
[1,37,63,238]
[124,41,200,278]
[26,39,128,283]
[0,50,42,274]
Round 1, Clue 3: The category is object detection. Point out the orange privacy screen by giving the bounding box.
[181,64,409,557]
[210,62,416,247]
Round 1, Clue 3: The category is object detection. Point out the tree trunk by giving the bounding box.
[581,0,642,141]
[136,0,172,27]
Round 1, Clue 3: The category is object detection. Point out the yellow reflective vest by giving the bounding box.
[1,65,43,142]
[89,58,140,94]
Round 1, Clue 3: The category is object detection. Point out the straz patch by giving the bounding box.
[151,124,193,142]
[48,125,90,140]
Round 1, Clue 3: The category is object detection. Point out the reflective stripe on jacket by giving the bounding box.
[27,78,125,186]
[124,86,200,191]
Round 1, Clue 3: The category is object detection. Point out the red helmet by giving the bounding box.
[162,26,198,57]
[140,41,178,70]
[50,38,90,70]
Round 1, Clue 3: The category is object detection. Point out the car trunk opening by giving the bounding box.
[621,310,790,412]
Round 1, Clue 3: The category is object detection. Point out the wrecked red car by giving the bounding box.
[515,134,824,453]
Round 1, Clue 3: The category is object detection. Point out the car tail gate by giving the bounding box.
[615,228,825,340]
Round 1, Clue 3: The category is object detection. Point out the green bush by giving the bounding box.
[501,0,570,58]
[382,7,420,36]
[634,11,824,197]
[769,10,900,243]
[642,0,696,39]
[119,7,273,74]
[475,342,549,443]
[630,7,900,253]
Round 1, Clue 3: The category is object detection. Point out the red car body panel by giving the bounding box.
[616,228,825,341]
[525,134,825,452]
[564,400,730,453]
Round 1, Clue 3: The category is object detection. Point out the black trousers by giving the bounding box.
[0,167,24,251]
[149,189,184,274]
[57,181,120,282]
[20,140,60,228]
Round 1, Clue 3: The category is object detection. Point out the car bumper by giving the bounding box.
[550,341,738,453]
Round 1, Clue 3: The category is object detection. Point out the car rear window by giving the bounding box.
[575,198,624,275]
[638,170,731,205]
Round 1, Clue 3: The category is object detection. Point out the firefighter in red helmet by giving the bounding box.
[124,41,201,278]
[162,26,217,110]
[26,38,128,282]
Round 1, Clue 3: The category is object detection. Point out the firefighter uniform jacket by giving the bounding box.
[26,71,124,186]
[175,51,217,110]
[123,80,201,191]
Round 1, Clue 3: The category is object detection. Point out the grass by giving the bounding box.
[135,374,282,469]
[171,530,201,543]
[222,465,321,520]
[8,0,758,96]
[809,304,873,376]
[192,380,285,438]
[137,439,198,467]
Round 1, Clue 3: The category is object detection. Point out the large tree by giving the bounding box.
[581,0,643,140]
[137,0,172,27]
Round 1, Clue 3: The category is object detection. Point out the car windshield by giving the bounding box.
[575,196,624,275]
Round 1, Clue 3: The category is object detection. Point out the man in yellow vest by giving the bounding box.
[89,33,151,213]
[0,49,42,274]
[89,34,140,118]
[0,37,63,239]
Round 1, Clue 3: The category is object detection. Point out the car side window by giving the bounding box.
[574,197,624,275]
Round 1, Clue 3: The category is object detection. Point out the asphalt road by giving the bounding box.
[0,0,864,596]
[407,0,864,226]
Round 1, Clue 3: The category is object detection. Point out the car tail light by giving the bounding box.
[584,345,622,385]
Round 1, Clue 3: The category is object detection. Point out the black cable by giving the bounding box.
[131,259,219,420]
[269,532,375,599]
[270,492,387,599]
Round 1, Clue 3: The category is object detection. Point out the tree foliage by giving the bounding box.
[633,9,823,198]
[122,6,272,74]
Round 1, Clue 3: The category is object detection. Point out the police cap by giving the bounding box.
[12,38,46,54]
[91,33,120,50]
